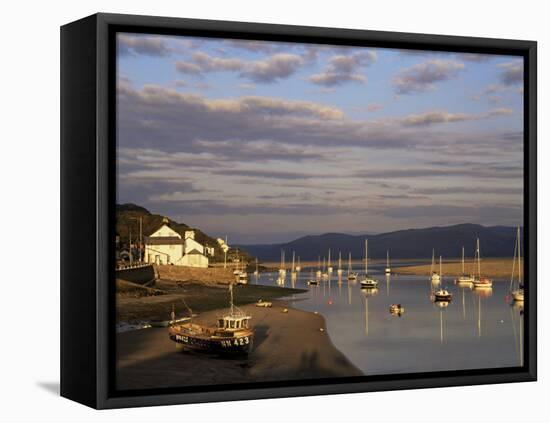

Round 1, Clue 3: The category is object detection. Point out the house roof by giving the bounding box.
[186,248,205,255]
[145,237,185,245]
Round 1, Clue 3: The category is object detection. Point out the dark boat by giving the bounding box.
[168,283,254,355]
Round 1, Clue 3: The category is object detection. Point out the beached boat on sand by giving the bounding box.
[169,283,254,354]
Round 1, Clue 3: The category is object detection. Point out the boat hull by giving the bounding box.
[169,330,254,355]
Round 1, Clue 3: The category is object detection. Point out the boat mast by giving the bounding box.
[348,253,352,273]
[431,249,435,274]
[328,249,331,268]
[476,238,481,278]
[439,255,442,279]
[365,239,368,275]
[338,251,342,270]
[462,246,465,275]
[387,250,389,268]
[292,251,295,273]
[229,282,234,315]
[518,226,522,285]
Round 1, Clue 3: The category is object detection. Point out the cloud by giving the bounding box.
[392,59,465,94]
[175,52,304,83]
[308,51,376,87]
[118,34,172,57]
[378,204,522,221]
[367,103,383,112]
[399,108,512,126]
[414,186,523,195]
[498,61,524,85]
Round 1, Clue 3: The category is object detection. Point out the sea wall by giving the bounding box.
[115,264,157,285]
[157,265,235,284]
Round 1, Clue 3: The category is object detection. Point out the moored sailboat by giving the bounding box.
[431,249,440,283]
[510,226,524,302]
[456,246,474,284]
[434,256,452,301]
[473,238,493,288]
[360,239,378,288]
[385,250,391,274]
[337,251,343,276]
[347,252,357,281]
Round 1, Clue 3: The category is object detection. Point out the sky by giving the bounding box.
[116,33,524,244]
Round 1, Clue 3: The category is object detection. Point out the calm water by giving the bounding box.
[251,261,524,375]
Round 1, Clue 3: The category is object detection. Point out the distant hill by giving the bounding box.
[239,223,522,261]
[116,204,251,263]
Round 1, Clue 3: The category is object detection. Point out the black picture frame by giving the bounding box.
[60,12,537,409]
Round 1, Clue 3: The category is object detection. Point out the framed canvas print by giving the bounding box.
[60,13,537,409]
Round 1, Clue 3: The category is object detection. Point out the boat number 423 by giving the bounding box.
[221,337,249,347]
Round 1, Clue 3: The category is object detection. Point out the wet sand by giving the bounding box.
[116,302,362,390]
[393,257,518,279]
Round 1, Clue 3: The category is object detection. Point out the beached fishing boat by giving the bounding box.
[510,226,524,302]
[431,249,440,283]
[360,240,378,288]
[456,246,475,284]
[347,252,357,281]
[434,256,452,301]
[385,250,391,274]
[169,283,254,354]
[473,238,493,288]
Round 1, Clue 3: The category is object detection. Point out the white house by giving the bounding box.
[145,224,210,268]
[144,224,185,265]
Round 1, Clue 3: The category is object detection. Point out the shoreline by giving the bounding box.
[116,302,362,390]
[392,257,518,279]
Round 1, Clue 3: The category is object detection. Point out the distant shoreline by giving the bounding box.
[392,257,519,279]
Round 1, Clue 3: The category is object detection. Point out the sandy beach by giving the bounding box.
[116,302,362,390]
[393,257,519,279]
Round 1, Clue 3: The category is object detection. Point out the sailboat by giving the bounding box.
[316,256,322,278]
[327,249,333,274]
[434,256,452,301]
[291,251,297,280]
[510,226,524,302]
[385,250,391,274]
[253,257,259,276]
[321,257,329,279]
[456,246,474,284]
[347,252,357,281]
[473,238,493,288]
[431,249,440,283]
[278,250,286,277]
[360,239,378,288]
[296,256,301,272]
[337,251,343,276]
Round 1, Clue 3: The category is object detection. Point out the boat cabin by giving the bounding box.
[217,314,251,331]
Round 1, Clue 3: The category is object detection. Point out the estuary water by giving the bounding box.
[252,261,524,375]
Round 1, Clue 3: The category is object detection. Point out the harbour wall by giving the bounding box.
[156,265,235,284]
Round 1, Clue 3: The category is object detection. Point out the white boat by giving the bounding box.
[316,256,322,278]
[321,257,329,279]
[473,238,493,288]
[434,256,452,301]
[237,271,248,284]
[360,239,378,288]
[456,246,474,284]
[327,249,333,274]
[290,251,297,280]
[431,249,440,283]
[337,251,343,276]
[347,252,357,281]
[307,269,318,286]
[385,250,391,274]
[510,226,524,302]
[278,250,286,277]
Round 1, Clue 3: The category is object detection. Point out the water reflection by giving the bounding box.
[252,260,522,375]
